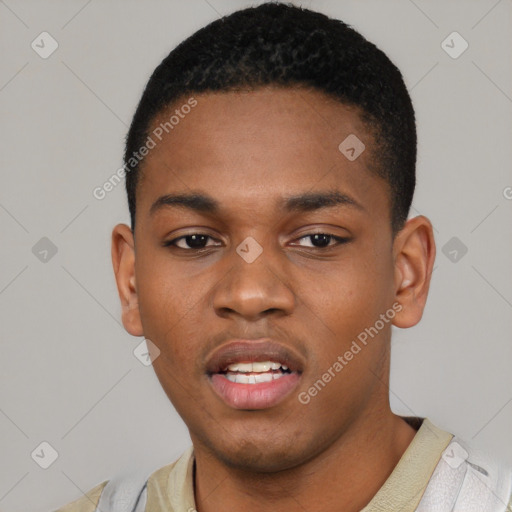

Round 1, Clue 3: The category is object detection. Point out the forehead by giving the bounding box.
[136,87,388,223]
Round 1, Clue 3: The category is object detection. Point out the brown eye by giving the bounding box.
[164,234,220,250]
[295,233,349,248]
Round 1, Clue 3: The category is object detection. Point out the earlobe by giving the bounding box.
[392,216,436,329]
[111,224,144,337]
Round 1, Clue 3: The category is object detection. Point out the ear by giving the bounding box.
[391,215,436,328]
[111,224,143,336]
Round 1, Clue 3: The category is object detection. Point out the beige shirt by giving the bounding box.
[54,417,511,511]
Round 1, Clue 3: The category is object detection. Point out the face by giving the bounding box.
[112,87,433,473]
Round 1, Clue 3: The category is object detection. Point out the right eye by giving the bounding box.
[163,233,222,250]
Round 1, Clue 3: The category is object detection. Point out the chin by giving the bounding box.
[209,434,312,474]
[220,449,301,473]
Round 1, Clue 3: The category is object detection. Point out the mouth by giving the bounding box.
[221,360,293,383]
[206,340,304,410]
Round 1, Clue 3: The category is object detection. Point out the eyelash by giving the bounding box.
[162,232,350,251]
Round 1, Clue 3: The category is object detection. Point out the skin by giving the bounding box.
[112,87,436,512]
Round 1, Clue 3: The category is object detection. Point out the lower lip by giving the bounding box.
[209,372,301,410]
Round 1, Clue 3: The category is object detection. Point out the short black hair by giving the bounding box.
[124,1,416,234]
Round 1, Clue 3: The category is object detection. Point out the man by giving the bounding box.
[56,2,512,511]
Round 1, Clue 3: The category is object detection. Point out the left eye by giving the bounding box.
[294,233,348,248]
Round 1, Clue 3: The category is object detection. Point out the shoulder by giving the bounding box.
[54,481,108,512]
[418,431,512,511]
[53,453,187,512]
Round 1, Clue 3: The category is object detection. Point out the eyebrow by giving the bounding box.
[284,191,364,212]
[149,190,364,217]
[150,193,219,216]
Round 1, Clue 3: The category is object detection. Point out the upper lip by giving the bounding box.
[205,339,305,374]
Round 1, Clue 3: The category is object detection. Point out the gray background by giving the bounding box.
[0,0,511,510]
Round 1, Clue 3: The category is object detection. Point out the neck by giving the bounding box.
[192,411,418,512]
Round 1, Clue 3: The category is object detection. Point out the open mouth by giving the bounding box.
[205,339,304,410]
[219,361,293,384]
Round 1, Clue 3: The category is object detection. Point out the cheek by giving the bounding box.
[136,249,197,322]
[293,264,393,390]
[295,258,387,333]
[135,263,191,360]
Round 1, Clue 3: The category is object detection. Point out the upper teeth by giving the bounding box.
[226,361,289,373]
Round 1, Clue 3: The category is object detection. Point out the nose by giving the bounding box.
[212,243,296,321]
